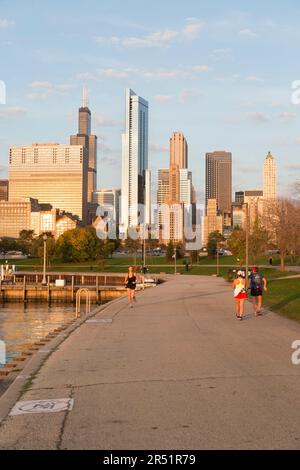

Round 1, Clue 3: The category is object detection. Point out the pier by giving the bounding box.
[0,272,158,304]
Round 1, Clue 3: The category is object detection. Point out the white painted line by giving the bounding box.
[38,350,52,354]
[10,398,74,416]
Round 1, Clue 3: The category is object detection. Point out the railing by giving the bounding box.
[76,288,91,318]
[11,273,125,287]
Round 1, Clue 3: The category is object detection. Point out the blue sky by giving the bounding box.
[0,0,300,201]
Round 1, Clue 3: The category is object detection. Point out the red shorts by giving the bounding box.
[235,292,247,300]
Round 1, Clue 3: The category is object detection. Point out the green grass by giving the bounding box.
[263,278,300,322]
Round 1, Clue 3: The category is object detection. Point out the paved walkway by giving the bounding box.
[0,276,300,450]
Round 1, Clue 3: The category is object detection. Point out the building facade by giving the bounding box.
[93,188,121,227]
[0,179,8,201]
[263,151,277,200]
[205,151,232,215]
[170,132,188,169]
[70,87,97,205]
[121,88,149,235]
[202,198,223,246]
[8,143,88,224]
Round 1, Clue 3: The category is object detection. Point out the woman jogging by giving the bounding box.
[232,270,247,321]
[125,266,137,308]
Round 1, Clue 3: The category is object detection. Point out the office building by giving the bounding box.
[70,86,97,205]
[8,143,88,224]
[263,151,277,200]
[170,132,188,169]
[235,191,244,205]
[121,88,148,234]
[244,190,264,229]
[0,179,8,201]
[93,188,121,226]
[202,198,223,246]
[205,151,232,215]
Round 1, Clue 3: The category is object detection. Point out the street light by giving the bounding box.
[244,203,249,287]
[41,233,47,286]
[174,247,177,275]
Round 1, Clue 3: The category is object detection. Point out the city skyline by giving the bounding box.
[0,0,300,202]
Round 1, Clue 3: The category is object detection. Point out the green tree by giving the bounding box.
[207,231,225,258]
[19,230,35,255]
[228,228,246,266]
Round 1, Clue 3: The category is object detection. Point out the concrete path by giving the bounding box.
[0,275,300,450]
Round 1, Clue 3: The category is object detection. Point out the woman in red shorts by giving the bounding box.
[232,271,247,321]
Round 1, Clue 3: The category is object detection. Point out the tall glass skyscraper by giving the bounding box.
[121,88,149,234]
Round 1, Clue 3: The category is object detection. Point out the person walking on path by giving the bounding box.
[232,270,247,320]
[125,266,137,308]
[249,267,267,316]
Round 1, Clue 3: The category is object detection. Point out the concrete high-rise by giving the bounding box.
[205,151,232,215]
[70,86,97,205]
[9,143,88,224]
[170,132,188,169]
[121,88,148,234]
[202,198,223,246]
[0,179,8,201]
[263,151,277,200]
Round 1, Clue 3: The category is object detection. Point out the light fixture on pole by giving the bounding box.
[42,233,47,286]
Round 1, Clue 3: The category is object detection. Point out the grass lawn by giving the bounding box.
[263,277,300,322]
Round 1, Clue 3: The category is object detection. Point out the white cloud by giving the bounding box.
[149,144,169,153]
[278,111,296,122]
[179,88,199,104]
[246,112,270,123]
[96,19,202,49]
[97,68,129,79]
[30,81,53,90]
[77,65,209,83]
[0,19,15,29]
[246,75,264,83]
[211,48,233,62]
[0,107,26,118]
[154,95,174,103]
[182,19,203,39]
[94,113,121,127]
[239,28,258,38]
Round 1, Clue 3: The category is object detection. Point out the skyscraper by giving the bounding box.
[263,151,277,200]
[70,86,97,204]
[205,151,232,215]
[170,132,188,169]
[121,88,149,234]
[9,143,88,224]
[0,179,8,201]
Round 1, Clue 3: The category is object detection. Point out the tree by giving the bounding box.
[166,242,175,261]
[263,199,300,272]
[228,228,246,266]
[207,231,225,258]
[249,218,269,265]
[19,230,35,255]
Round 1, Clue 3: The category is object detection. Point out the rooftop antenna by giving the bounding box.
[82,84,89,108]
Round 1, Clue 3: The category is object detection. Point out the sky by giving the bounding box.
[0,0,300,202]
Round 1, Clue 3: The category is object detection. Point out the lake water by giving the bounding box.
[0,303,76,366]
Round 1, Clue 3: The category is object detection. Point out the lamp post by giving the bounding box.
[42,233,47,286]
[216,240,220,277]
[174,247,177,275]
[244,203,249,287]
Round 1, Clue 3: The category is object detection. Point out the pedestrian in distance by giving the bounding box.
[125,266,137,308]
[232,270,247,321]
[249,267,267,316]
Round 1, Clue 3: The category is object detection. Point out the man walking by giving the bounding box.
[249,267,267,316]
